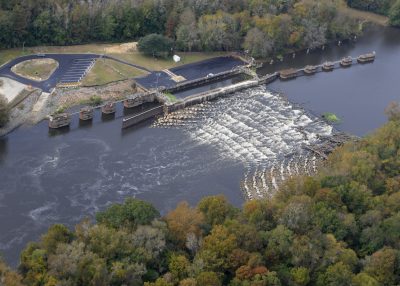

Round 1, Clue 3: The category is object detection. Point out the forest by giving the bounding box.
[1,105,400,285]
[0,0,362,58]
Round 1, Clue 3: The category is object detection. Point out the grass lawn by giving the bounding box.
[0,50,30,68]
[82,59,147,86]
[12,58,58,81]
[110,51,227,71]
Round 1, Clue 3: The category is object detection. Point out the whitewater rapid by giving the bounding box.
[154,86,334,198]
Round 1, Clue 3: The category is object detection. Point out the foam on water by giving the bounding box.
[154,86,334,198]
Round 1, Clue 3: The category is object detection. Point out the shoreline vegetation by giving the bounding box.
[0,0,366,62]
[1,109,400,285]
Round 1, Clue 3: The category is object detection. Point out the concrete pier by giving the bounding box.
[102,102,116,114]
[49,113,71,129]
[124,93,155,108]
[79,107,93,120]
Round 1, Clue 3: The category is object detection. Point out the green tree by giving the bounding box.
[138,33,173,58]
[196,271,221,286]
[290,267,310,286]
[264,225,293,264]
[352,273,379,286]
[169,254,190,281]
[96,198,160,230]
[197,195,236,227]
[317,262,354,286]
[41,224,74,254]
[390,0,400,26]
[0,96,9,127]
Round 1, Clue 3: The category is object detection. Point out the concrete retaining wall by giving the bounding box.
[122,105,164,129]
[163,69,242,94]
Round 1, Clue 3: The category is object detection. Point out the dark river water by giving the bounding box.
[260,25,400,136]
[0,25,399,266]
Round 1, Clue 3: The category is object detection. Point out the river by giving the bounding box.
[260,25,400,136]
[0,25,399,266]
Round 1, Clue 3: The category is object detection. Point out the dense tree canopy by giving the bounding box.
[347,0,396,15]
[0,0,362,58]
[2,108,400,285]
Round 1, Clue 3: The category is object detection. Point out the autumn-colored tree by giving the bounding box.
[364,247,399,285]
[165,202,204,248]
[0,260,25,286]
[197,225,238,271]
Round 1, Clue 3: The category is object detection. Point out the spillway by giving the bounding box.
[153,86,334,198]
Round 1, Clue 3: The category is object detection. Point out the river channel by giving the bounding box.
[0,25,399,266]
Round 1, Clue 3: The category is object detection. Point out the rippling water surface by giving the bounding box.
[155,87,334,198]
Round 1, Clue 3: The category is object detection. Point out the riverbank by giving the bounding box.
[339,0,389,26]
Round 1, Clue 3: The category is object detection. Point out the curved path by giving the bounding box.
[0,54,150,92]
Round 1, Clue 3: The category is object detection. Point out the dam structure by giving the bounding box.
[122,52,374,130]
[152,86,349,199]
[48,53,374,131]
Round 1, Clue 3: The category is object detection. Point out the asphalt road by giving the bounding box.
[0,54,150,93]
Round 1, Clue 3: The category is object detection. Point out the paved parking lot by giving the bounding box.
[59,58,96,84]
[170,56,244,81]
[135,56,245,90]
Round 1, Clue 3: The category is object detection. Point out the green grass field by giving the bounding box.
[12,58,58,81]
[82,59,147,86]
[110,51,227,71]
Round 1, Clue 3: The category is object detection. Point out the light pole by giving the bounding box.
[156,72,161,90]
